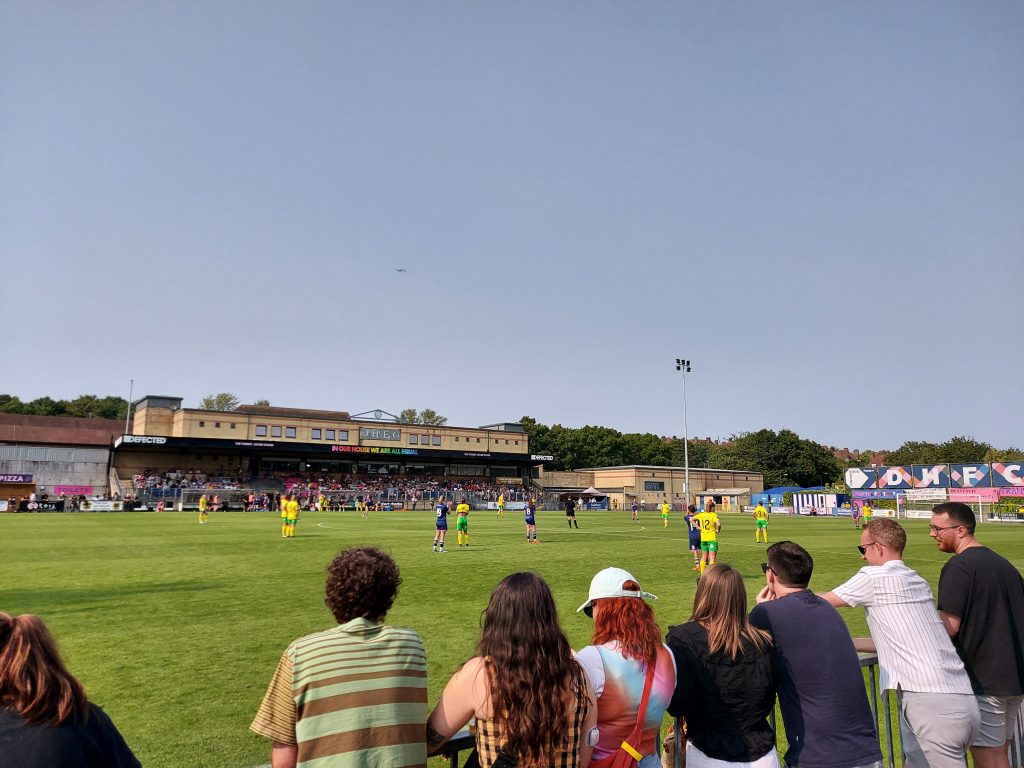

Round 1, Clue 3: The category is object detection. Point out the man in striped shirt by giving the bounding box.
[822,518,980,768]
[251,547,428,767]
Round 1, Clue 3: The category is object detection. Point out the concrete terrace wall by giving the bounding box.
[0,446,110,494]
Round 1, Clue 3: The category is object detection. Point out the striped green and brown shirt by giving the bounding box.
[251,618,428,767]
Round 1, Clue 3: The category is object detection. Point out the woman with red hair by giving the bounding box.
[0,611,140,767]
[576,568,677,768]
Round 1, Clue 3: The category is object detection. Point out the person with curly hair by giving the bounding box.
[576,567,676,768]
[427,572,598,768]
[251,547,427,768]
[0,611,140,767]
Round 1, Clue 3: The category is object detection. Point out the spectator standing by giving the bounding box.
[427,572,597,768]
[0,612,140,767]
[666,563,778,768]
[251,547,427,767]
[822,518,979,768]
[750,542,882,768]
[576,567,676,768]
[930,501,1024,768]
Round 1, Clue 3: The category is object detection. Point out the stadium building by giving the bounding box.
[112,396,541,499]
[538,465,765,511]
[0,413,124,511]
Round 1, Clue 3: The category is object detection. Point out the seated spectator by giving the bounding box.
[666,563,777,768]
[428,571,598,768]
[0,612,140,767]
[750,542,882,768]
[576,567,676,768]
[250,548,427,767]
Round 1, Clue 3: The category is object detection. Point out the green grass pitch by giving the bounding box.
[2,509,1023,767]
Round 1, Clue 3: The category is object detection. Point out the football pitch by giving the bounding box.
[3,509,1023,768]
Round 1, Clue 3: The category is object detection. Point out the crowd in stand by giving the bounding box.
[130,467,531,506]
[5,502,1022,768]
[132,468,251,492]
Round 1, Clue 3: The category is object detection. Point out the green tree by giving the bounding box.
[66,395,102,418]
[253,399,270,407]
[397,408,447,425]
[670,439,713,469]
[884,441,940,466]
[25,396,67,416]
[199,393,240,411]
[418,409,447,426]
[0,394,25,413]
[94,396,130,420]
[936,435,990,464]
[710,429,842,488]
[984,446,1024,462]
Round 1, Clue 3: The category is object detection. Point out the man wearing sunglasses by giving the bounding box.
[931,501,1024,768]
[821,518,979,768]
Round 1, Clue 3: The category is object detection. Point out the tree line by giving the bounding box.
[519,418,843,488]
[0,393,130,421]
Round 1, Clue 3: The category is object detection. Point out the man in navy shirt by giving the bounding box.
[684,504,701,570]
[750,541,882,768]
[432,497,449,553]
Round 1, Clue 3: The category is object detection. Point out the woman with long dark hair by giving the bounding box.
[0,612,140,767]
[428,572,598,768]
[576,568,676,768]
[665,564,777,768]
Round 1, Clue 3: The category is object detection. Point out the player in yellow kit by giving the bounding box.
[496,493,505,518]
[279,494,288,537]
[455,498,471,547]
[661,499,671,527]
[284,494,300,538]
[693,499,722,575]
[752,502,769,543]
[198,493,209,524]
[859,503,873,529]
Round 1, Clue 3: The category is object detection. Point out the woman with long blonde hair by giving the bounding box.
[0,612,140,767]
[428,572,598,768]
[665,563,777,768]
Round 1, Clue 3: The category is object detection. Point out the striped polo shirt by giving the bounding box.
[251,618,428,767]
[833,560,973,695]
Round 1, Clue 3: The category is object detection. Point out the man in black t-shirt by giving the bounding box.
[750,541,882,768]
[931,501,1024,768]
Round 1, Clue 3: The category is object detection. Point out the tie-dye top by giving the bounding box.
[575,642,676,762]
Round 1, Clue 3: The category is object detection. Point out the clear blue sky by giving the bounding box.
[2,2,1022,450]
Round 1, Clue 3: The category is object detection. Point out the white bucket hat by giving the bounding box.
[577,567,658,617]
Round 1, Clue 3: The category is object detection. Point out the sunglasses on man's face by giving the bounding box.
[761,562,770,574]
[857,542,878,556]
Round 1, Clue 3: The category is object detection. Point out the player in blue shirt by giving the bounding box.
[631,498,639,524]
[433,497,449,553]
[524,498,538,544]
[684,504,701,571]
